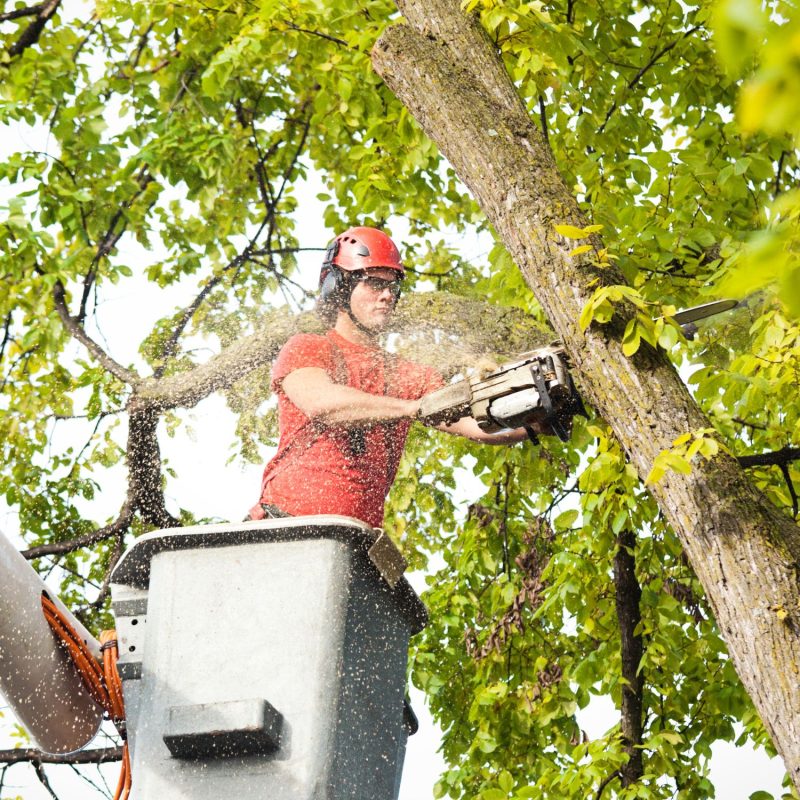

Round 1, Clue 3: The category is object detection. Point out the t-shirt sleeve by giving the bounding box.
[271,335,334,393]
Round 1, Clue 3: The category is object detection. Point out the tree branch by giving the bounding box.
[152,228,276,379]
[125,405,179,529]
[22,501,133,560]
[737,447,800,469]
[5,0,61,59]
[90,531,125,609]
[775,150,787,198]
[0,311,12,363]
[265,107,313,249]
[628,26,701,92]
[32,760,58,800]
[285,21,349,48]
[595,772,618,800]
[79,169,154,322]
[135,293,553,411]
[137,306,321,411]
[52,280,140,386]
[153,100,313,379]
[780,462,799,519]
[614,529,644,786]
[538,94,549,146]
[0,747,122,765]
[0,5,42,22]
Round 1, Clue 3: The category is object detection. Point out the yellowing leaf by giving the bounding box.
[554,224,588,239]
[622,334,641,356]
[579,302,595,331]
[569,244,592,256]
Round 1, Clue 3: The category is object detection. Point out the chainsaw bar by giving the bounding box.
[416,299,739,439]
[671,299,739,326]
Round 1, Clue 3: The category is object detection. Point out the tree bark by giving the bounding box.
[614,530,644,786]
[373,3,800,788]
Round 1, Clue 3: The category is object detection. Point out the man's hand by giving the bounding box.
[434,416,532,445]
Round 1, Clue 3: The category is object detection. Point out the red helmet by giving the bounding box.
[323,227,404,274]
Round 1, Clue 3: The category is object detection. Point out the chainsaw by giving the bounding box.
[417,299,739,442]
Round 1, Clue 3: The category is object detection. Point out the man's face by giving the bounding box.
[347,268,403,331]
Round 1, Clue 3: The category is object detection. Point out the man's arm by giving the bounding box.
[282,367,419,425]
[282,367,531,443]
[436,416,530,444]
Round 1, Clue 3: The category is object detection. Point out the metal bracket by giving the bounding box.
[367,530,407,589]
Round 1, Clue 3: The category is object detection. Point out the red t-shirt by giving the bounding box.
[253,329,443,527]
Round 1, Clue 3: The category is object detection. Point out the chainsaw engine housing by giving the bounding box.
[417,345,585,441]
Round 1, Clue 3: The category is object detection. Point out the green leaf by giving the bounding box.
[554,509,579,530]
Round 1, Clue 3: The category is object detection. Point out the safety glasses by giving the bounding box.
[359,274,403,299]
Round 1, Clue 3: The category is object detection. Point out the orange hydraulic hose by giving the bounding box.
[40,594,109,708]
[41,594,131,800]
[100,630,126,725]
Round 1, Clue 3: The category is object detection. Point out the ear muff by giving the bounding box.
[319,266,348,305]
[322,239,340,270]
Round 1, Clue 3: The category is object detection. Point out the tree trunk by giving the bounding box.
[373,2,800,788]
[614,530,644,786]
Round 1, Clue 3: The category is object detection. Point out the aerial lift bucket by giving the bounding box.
[110,516,427,800]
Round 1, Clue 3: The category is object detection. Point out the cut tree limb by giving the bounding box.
[134,294,552,411]
[373,2,800,788]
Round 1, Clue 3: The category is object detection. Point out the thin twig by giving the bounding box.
[285,21,349,48]
[0,311,12,363]
[774,150,786,198]
[52,280,140,385]
[68,762,112,799]
[780,462,799,518]
[32,761,59,800]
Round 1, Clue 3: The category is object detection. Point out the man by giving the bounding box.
[249,226,529,527]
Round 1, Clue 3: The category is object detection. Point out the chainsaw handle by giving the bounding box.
[416,380,472,427]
